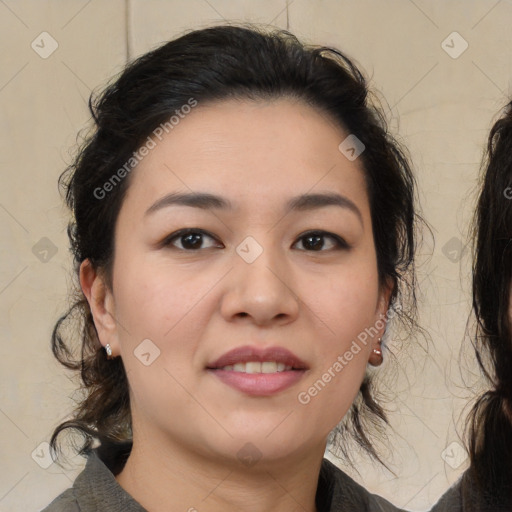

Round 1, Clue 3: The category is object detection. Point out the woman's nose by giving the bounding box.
[219,238,300,327]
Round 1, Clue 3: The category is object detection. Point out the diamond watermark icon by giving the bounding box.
[338,134,365,161]
[134,338,161,366]
[442,236,466,263]
[31,441,54,469]
[441,441,468,469]
[32,237,58,263]
[237,442,262,467]
[441,32,468,59]
[236,236,263,264]
[31,31,59,59]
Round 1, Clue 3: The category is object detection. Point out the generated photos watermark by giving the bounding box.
[297,304,401,405]
[93,98,198,200]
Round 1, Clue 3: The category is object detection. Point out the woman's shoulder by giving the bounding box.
[318,458,406,512]
[42,450,403,512]
[41,443,146,512]
[41,489,80,512]
[429,477,463,512]
[430,470,512,512]
[40,452,98,512]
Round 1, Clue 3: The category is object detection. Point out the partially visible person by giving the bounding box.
[431,103,512,512]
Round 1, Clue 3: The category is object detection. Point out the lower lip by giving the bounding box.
[208,369,306,396]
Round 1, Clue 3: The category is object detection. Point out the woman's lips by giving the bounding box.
[206,345,308,396]
[207,345,308,370]
[207,368,306,396]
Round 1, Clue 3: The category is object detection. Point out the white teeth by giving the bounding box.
[246,362,262,373]
[219,361,294,373]
[261,362,277,373]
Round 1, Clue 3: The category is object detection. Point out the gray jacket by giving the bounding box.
[42,448,405,512]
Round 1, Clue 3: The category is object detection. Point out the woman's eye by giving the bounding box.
[161,229,347,252]
[293,231,349,252]
[162,229,223,251]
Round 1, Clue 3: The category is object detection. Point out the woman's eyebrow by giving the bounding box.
[287,193,363,224]
[144,192,233,216]
[144,191,363,224]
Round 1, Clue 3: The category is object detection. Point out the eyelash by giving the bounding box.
[161,228,350,252]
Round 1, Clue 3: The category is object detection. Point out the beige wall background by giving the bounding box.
[1,1,509,511]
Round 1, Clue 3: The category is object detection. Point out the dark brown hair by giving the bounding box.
[464,101,512,509]
[50,24,419,467]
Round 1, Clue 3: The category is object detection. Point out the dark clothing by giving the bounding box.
[430,471,512,512]
[429,479,463,512]
[43,443,404,512]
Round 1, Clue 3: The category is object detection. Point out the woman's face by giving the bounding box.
[85,98,390,465]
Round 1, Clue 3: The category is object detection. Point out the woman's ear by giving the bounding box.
[368,278,394,366]
[376,277,393,327]
[79,259,119,356]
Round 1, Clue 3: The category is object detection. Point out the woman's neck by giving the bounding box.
[115,430,324,512]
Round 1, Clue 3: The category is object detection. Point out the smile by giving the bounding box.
[218,361,294,373]
[206,345,309,396]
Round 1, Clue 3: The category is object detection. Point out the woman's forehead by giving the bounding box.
[126,98,367,202]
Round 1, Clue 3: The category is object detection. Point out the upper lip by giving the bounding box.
[207,345,309,370]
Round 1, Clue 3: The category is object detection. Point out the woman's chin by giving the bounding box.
[196,432,320,470]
